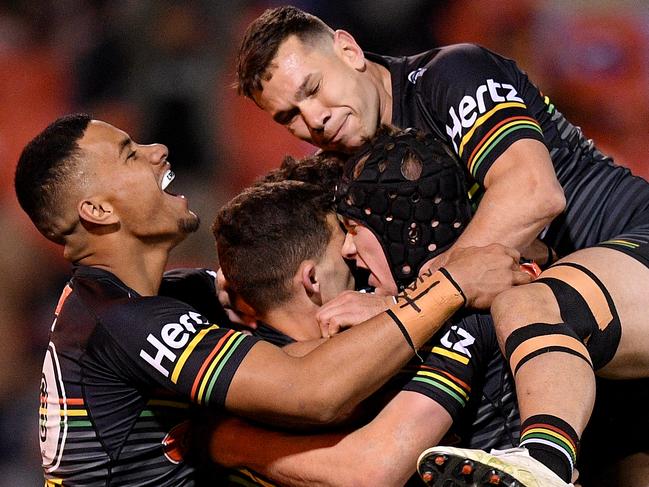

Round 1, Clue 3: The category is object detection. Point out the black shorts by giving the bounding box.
[597,224,649,270]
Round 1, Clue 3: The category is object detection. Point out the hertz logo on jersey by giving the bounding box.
[431,325,476,365]
[140,311,209,378]
[445,78,524,153]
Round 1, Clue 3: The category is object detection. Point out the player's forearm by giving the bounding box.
[209,417,411,487]
[282,337,328,357]
[304,391,454,487]
[291,271,463,422]
[214,393,453,487]
[452,201,538,255]
[210,416,346,486]
[453,184,561,252]
[456,139,565,252]
[227,270,464,425]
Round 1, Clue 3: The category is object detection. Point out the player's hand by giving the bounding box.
[419,248,452,275]
[443,244,533,309]
[215,268,258,329]
[316,290,394,338]
[571,467,581,487]
[520,238,555,268]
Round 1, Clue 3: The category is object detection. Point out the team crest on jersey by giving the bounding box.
[162,420,191,464]
[408,68,427,84]
[41,343,67,472]
[440,325,475,357]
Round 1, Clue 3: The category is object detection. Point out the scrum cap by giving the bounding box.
[336,127,472,289]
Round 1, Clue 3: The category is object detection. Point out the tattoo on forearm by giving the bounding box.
[396,269,439,313]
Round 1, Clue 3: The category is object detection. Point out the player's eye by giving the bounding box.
[308,81,321,97]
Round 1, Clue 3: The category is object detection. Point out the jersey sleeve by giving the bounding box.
[417,43,546,184]
[389,311,497,420]
[97,296,260,409]
[159,267,233,326]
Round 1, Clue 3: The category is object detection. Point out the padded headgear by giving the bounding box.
[335,127,472,290]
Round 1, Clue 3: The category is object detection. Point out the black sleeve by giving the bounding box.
[389,311,498,420]
[417,44,546,184]
[159,268,233,327]
[96,296,260,409]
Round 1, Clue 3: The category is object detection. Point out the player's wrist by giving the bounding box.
[437,267,467,305]
[402,268,467,309]
[386,270,464,350]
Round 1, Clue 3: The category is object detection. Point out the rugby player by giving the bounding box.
[236,7,649,485]
[16,114,527,485]
[210,134,519,485]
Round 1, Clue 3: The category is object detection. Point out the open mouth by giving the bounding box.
[161,168,182,197]
[367,273,379,289]
[161,169,175,190]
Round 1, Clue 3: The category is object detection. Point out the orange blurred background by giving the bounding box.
[1,1,647,482]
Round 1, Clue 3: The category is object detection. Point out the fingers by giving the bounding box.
[443,243,534,309]
[512,270,534,286]
[318,315,345,338]
[215,268,260,329]
[316,291,393,338]
[519,261,541,279]
[419,249,451,276]
[224,308,258,330]
[318,318,330,339]
[317,298,357,338]
[499,244,521,263]
[215,268,229,294]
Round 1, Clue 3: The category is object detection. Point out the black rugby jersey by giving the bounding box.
[40,266,259,486]
[256,311,519,451]
[391,310,519,451]
[369,44,649,257]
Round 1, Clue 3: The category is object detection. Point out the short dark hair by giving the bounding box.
[259,151,346,195]
[213,180,334,314]
[15,113,92,243]
[236,6,333,98]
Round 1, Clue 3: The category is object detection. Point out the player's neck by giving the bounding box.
[73,238,172,296]
[262,301,322,342]
[368,59,392,124]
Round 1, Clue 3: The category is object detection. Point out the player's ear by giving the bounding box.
[332,29,365,71]
[299,260,320,296]
[78,198,118,226]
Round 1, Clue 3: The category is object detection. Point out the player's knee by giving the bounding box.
[491,285,541,345]
[504,322,593,376]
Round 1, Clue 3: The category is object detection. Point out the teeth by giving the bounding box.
[161,170,175,190]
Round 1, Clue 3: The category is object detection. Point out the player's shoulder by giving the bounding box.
[417,43,506,86]
[99,295,211,339]
[159,267,232,325]
[421,43,491,71]
[161,267,217,290]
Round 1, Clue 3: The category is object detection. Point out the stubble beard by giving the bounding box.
[178,214,200,234]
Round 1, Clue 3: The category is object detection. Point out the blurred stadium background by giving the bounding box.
[1,0,648,483]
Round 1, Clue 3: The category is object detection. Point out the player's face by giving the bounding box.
[316,214,356,303]
[340,217,398,295]
[253,35,380,153]
[78,120,199,242]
